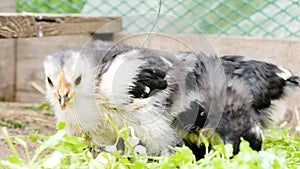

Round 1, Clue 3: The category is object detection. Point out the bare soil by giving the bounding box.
[0,102,56,161]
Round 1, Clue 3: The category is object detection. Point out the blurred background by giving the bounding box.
[16,0,300,38]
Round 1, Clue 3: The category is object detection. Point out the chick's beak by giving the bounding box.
[57,72,72,110]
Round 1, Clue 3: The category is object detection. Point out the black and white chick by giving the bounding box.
[44,41,299,160]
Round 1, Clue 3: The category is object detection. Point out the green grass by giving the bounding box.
[0,120,25,129]
[1,122,300,169]
[25,102,54,116]
[16,0,87,13]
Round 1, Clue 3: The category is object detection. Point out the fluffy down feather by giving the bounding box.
[44,41,299,160]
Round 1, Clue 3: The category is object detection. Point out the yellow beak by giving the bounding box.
[58,72,71,110]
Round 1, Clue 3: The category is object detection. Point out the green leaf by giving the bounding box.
[272,159,281,169]
[29,133,38,142]
[31,130,66,163]
[7,155,23,165]
[2,127,19,159]
[15,137,30,162]
[164,145,195,168]
[42,130,66,148]
[57,121,66,130]
[42,151,63,168]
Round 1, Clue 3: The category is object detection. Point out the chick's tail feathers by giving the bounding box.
[287,75,300,86]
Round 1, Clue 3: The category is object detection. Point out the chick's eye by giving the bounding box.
[74,75,82,86]
[47,77,53,87]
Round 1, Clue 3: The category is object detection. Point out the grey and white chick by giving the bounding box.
[44,41,299,160]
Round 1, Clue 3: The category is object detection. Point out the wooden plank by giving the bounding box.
[0,1,16,101]
[15,35,90,102]
[0,13,121,38]
[0,0,16,12]
[0,39,15,101]
[208,35,300,74]
[113,33,221,56]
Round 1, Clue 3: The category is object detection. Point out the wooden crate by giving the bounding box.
[0,13,122,102]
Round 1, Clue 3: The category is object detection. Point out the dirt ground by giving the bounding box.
[0,102,56,161]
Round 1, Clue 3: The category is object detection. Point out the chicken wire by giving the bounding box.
[17,0,300,38]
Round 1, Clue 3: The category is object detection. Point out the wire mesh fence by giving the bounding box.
[16,0,300,38]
